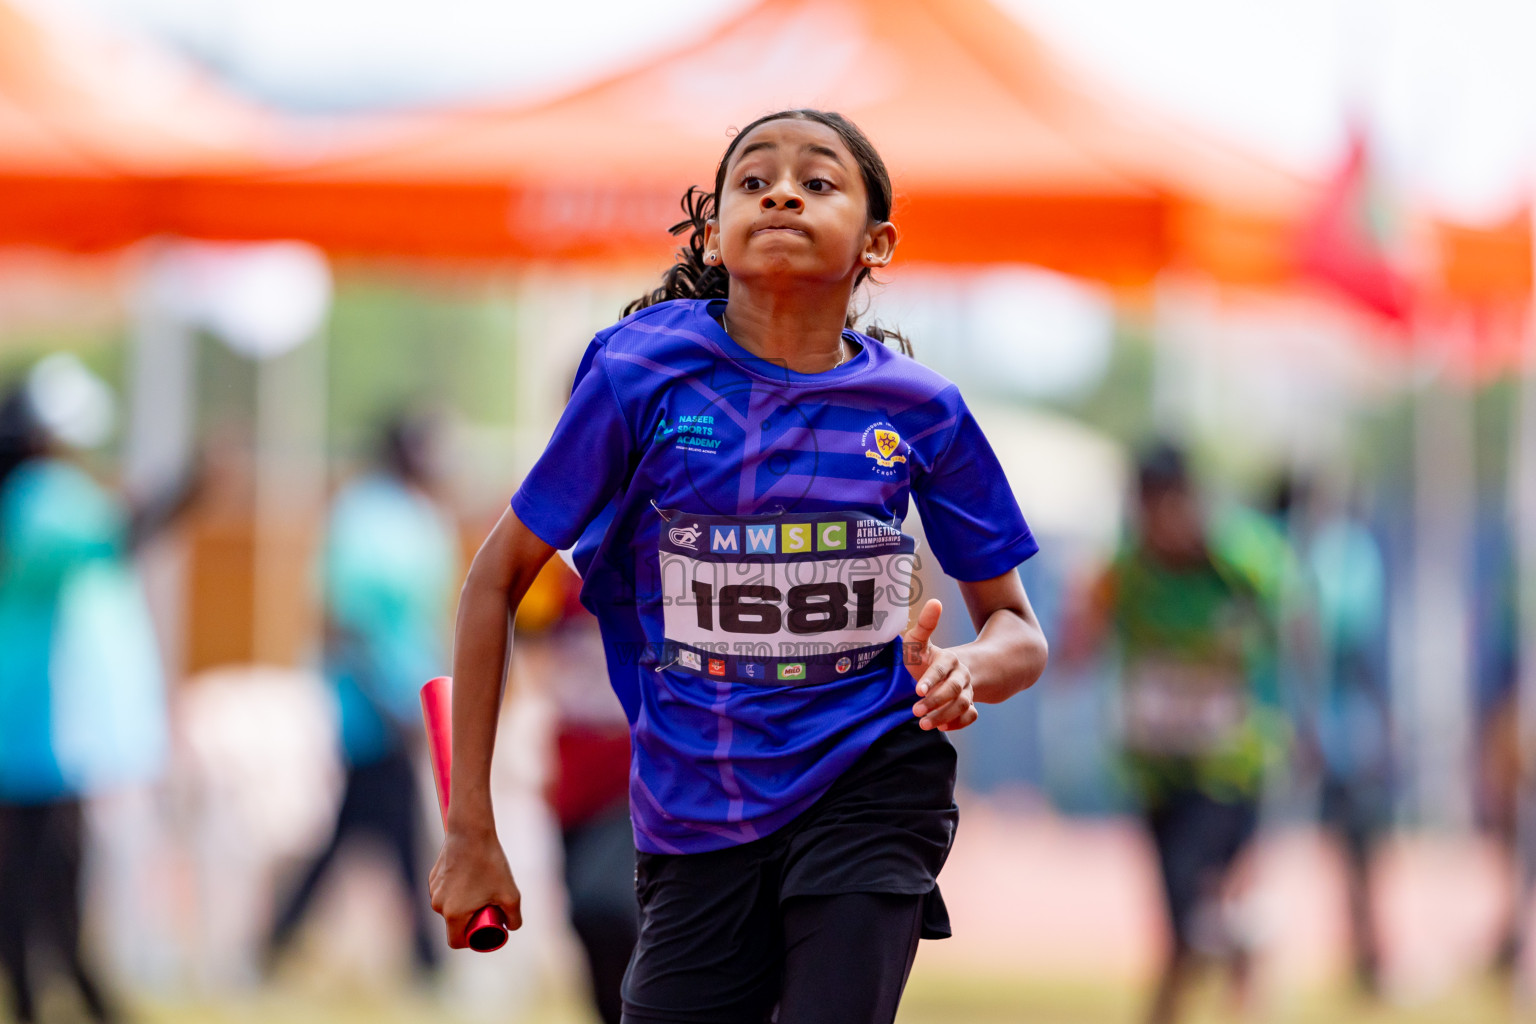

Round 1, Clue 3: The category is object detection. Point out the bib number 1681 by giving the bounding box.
[690,580,876,635]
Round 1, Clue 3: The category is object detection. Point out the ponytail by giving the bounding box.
[621,187,728,316]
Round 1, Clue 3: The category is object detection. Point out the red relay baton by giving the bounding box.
[420,675,510,952]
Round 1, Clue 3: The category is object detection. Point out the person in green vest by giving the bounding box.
[1072,443,1287,1024]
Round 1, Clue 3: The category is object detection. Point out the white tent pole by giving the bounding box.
[125,246,198,684]
[251,327,327,665]
[1409,317,1477,831]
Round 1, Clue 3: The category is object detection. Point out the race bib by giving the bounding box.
[1121,658,1248,756]
[657,510,918,685]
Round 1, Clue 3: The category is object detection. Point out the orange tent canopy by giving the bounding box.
[7,0,1520,301]
[189,0,1311,286]
[0,1,280,251]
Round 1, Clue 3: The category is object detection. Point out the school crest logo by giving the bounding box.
[835,656,853,674]
[861,422,907,476]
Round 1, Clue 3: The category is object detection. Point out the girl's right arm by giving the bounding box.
[428,506,555,948]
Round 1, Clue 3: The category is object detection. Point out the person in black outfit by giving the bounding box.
[264,417,454,978]
[0,802,115,1023]
[0,371,204,1023]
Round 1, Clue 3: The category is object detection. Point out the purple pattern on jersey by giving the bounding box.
[512,299,1036,853]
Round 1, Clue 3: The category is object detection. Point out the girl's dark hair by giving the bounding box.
[0,384,45,490]
[377,410,436,487]
[623,109,910,355]
[1136,441,1191,496]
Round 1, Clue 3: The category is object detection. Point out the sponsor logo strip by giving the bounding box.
[666,643,893,687]
[657,510,913,561]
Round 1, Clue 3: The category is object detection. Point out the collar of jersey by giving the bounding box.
[700,299,871,387]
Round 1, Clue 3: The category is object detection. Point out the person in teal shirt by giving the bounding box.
[265,415,456,978]
[0,385,125,1024]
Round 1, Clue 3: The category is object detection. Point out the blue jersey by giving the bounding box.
[512,299,1037,853]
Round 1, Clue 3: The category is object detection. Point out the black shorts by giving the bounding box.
[1145,788,1258,947]
[622,719,958,1023]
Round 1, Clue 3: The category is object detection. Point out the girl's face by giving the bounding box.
[703,119,895,288]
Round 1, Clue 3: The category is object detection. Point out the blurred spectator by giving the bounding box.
[0,360,195,1024]
[1479,690,1525,982]
[1281,475,1392,994]
[263,413,455,980]
[516,558,637,1024]
[1479,560,1527,986]
[1067,443,1287,1024]
[0,383,121,1024]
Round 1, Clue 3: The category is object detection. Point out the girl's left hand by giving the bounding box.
[903,599,978,732]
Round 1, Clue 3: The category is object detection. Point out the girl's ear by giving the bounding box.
[862,221,897,268]
[701,218,722,264]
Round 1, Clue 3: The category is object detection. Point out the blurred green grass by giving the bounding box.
[127,974,1514,1024]
[896,973,1511,1024]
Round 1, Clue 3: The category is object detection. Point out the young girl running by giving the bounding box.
[431,109,1049,1024]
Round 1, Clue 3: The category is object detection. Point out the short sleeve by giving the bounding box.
[1,461,122,593]
[911,402,1038,581]
[511,343,637,550]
